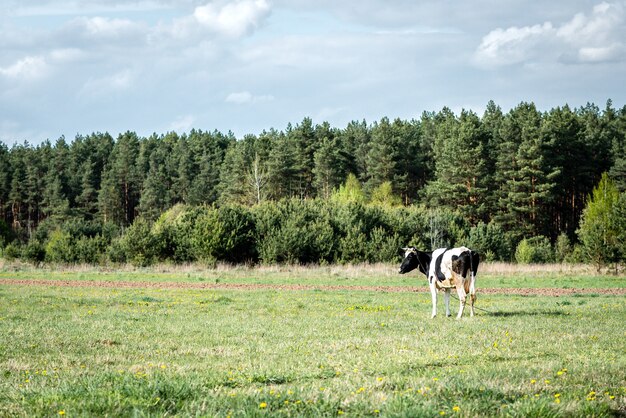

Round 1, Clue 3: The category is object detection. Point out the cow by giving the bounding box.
[399,246,480,319]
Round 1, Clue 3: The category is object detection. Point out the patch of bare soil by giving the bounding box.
[1,278,625,296]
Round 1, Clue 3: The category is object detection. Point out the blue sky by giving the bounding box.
[1,0,625,145]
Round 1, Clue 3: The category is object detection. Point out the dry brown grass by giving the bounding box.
[0,258,620,277]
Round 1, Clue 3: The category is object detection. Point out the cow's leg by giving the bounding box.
[444,289,451,317]
[469,272,477,317]
[430,279,437,318]
[456,284,467,319]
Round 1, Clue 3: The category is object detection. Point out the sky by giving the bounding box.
[1,0,625,145]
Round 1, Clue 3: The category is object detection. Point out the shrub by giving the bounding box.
[468,222,514,262]
[554,233,572,263]
[253,200,336,264]
[192,205,257,264]
[515,236,553,264]
[22,241,46,263]
[3,242,22,260]
[337,225,368,263]
[118,217,159,266]
[366,226,402,263]
[75,236,107,264]
[45,229,76,263]
[576,173,623,270]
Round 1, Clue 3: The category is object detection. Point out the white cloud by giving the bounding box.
[49,48,80,61]
[169,115,195,132]
[475,1,626,67]
[79,69,135,100]
[0,56,48,79]
[194,0,271,38]
[9,1,173,17]
[578,43,625,62]
[65,16,147,44]
[557,2,622,45]
[475,22,554,66]
[226,91,274,104]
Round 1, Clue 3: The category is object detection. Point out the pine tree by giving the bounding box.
[266,130,297,200]
[541,105,586,238]
[8,145,27,232]
[76,159,99,218]
[174,135,194,204]
[338,120,370,180]
[423,109,489,224]
[495,102,558,238]
[42,137,71,223]
[608,104,626,191]
[0,143,10,223]
[577,173,623,270]
[313,136,347,199]
[97,132,140,225]
[289,118,317,199]
[187,130,231,205]
[218,139,253,205]
[365,117,400,194]
[481,100,504,217]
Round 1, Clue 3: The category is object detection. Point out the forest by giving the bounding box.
[0,100,625,267]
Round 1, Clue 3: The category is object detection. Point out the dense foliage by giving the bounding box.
[1,100,625,266]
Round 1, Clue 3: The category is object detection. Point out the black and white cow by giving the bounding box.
[399,246,480,319]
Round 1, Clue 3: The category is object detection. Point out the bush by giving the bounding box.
[468,222,514,262]
[45,229,76,263]
[253,200,335,264]
[554,233,572,263]
[366,226,402,263]
[190,205,257,264]
[3,242,22,260]
[337,225,368,263]
[117,217,159,266]
[22,241,46,263]
[75,236,107,264]
[515,236,554,264]
[576,174,622,270]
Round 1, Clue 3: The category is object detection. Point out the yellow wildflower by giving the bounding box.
[259,402,267,409]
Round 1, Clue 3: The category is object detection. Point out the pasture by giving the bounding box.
[0,263,625,417]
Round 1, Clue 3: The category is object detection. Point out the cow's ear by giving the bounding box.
[402,247,409,252]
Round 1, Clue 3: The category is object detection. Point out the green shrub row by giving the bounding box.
[1,200,583,266]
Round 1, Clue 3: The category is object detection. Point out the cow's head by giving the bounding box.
[399,247,431,276]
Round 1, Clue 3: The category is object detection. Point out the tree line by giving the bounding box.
[0,100,625,266]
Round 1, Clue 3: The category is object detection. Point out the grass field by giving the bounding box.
[1,263,625,417]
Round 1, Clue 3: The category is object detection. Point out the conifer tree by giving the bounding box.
[0,143,10,223]
[289,117,317,198]
[424,109,489,224]
[266,130,297,200]
[577,173,623,270]
[495,102,558,238]
[313,136,347,199]
[97,132,140,225]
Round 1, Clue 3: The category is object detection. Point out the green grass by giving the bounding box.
[1,267,625,417]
